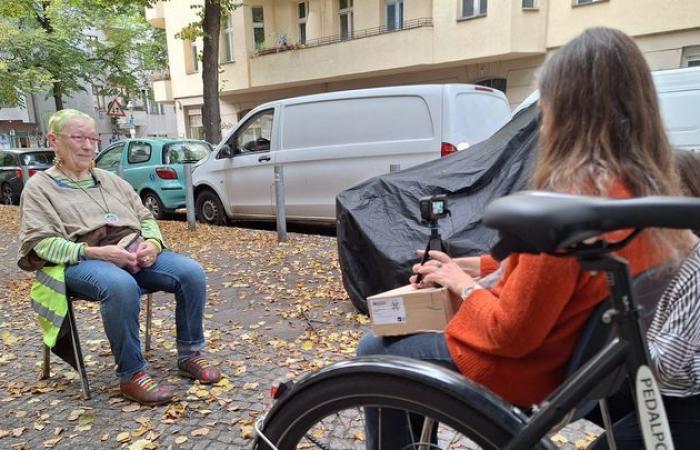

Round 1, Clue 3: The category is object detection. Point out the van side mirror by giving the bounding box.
[218,144,234,159]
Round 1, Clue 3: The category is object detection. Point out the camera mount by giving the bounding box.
[415,195,450,283]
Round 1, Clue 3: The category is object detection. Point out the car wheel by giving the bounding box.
[1,183,15,205]
[142,191,165,220]
[196,190,227,225]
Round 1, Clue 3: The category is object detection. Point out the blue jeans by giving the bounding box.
[357,332,459,450]
[588,388,700,450]
[64,251,207,382]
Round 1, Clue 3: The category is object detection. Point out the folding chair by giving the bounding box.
[40,289,155,400]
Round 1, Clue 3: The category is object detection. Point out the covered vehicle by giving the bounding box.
[336,104,539,312]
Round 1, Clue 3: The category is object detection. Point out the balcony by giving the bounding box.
[152,71,173,102]
[249,19,434,88]
[145,1,165,29]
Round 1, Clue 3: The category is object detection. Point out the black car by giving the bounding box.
[0,148,55,205]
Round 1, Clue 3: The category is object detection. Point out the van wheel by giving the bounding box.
[142,191,166,220]
[196,190,227,225]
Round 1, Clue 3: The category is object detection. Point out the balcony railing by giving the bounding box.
[150,69,171,82]
[255,17,433,57]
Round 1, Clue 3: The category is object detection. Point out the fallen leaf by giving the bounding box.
[191,427,210,437]
[241,425,254,439]
[116,431,131,443]
[174,436,187,444]
[122,403,141,412]
[128,439,156,450]
[43,436,63,448]
[67,409,85,421]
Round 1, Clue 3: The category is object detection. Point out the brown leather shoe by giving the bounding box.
[178,352,221,384]
[120,370,173,406]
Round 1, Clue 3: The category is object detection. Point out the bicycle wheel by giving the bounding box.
[258,372,526,450]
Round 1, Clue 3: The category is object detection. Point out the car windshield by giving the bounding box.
[21,151,55,166]
[162,141,212,164]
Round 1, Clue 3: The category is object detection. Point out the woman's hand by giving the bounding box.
[416,251,481,278]
[135,240,159,268]
[85,245,138,271]
[410,250,477,297]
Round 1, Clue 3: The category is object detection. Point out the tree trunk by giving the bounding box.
[52,82,64,111]
[201,0,222,145]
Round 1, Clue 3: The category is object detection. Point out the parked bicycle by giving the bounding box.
[254,191,700,450]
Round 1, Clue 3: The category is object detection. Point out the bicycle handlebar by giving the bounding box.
[484,192,700,260]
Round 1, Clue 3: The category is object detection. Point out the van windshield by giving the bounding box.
[163,141,212,164]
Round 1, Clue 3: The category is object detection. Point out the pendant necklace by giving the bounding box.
[59,169,119,224]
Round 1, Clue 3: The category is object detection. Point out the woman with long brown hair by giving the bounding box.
[357,27,692,449]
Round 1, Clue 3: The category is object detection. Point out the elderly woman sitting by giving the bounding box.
[18,109,221,406]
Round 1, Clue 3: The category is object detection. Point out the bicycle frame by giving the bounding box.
[505,253,675,450]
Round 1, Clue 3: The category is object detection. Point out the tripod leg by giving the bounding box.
[415,240,433,283]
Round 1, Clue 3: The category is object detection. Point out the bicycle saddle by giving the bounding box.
[483,191,700,260]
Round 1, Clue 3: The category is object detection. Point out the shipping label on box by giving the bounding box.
[367,284,461,336]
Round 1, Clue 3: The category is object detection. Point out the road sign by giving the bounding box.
[106,99,126,117]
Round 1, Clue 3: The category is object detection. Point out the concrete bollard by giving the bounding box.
[274,164,287,242]
[184,162,196,231]
[21,166,30,185]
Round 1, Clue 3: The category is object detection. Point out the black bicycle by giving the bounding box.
[254,191,700,450]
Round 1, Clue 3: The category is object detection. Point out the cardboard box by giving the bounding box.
[367,284,462,336]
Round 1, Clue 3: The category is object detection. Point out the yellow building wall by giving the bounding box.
[547,0,700,49]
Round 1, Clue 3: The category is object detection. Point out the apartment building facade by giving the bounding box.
[147,0,700,139]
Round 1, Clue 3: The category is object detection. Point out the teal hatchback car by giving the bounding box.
[95,138,212,219]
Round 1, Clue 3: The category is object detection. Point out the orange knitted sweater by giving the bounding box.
[445,188,667,406]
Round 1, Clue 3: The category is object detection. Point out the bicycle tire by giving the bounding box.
[259,372,530,450]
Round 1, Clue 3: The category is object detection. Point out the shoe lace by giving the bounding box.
[188,355,211,370]
[133,372,159,392]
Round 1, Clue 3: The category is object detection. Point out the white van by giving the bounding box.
[653,66,700,150]
[512,66,700,149]
[193,84,511,224]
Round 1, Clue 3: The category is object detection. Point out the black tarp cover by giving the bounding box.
[336,103,540,312]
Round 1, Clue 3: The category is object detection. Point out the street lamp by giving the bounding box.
[126,100,136,138]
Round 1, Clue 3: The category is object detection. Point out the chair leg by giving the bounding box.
[145,293,153,352]
[41,344,51,380]
[599,398,618,450]
[67,300,91,400]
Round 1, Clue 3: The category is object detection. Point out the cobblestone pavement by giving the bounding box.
[0,205,601,449]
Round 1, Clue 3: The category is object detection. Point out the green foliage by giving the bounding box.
[175,0,243,43]
[0,0,168,108]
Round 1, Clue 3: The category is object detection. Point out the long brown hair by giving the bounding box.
[674,149,700,198]
[533,27,689,252]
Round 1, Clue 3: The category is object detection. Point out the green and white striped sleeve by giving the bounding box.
[140,219,164,252]
[33,237,85,265]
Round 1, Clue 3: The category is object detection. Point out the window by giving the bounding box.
[339,0,353,41]
[476,78,507,93]
[522,0,536,8]
[163,142,212,164]
[386,0,403,31]
[298,2,308,44]
[462,0,487,18]
[141,89,150,114]
[184,40,199,72]
[95,144,125,170]
[221,14,234,62]
[230,109,273,153]
[683,46,700,68]
[191,41,199,71]
[128,142,152,164]
[252,6,265,50]
[573,0,604,5]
